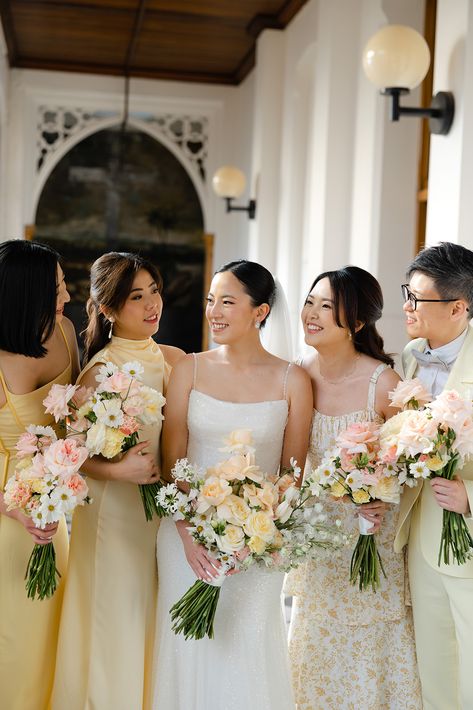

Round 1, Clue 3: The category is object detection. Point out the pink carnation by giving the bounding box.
[122,395,144,417]
[389,378,432,409]
[119,415,140,436]
[29,452,47,478]
[43,383,78,421]
[5,480,32,510]
[337,422,380,455]
[15,432,40,458]
[64,472,89,502]
[43,438,88,478]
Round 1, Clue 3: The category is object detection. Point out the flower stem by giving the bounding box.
[25,543,61,600]
[349,534,386,592]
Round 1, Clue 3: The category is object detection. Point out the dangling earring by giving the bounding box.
[348,330,352,340]
[255,320,261,330]
[108,317,114,339]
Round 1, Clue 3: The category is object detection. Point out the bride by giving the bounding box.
[153,260,313,710]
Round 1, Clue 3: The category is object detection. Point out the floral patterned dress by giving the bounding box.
[287,364,422,710]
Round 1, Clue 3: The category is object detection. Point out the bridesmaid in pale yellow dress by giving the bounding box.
[51,252,184,710]
[0,240,80,710]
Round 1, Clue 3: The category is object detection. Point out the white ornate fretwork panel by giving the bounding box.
[36,106,209,181]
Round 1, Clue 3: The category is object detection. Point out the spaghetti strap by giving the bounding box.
[58,321,72,361]
[367,363,389,410]
[192,352,198,389]
[283,362,292,400]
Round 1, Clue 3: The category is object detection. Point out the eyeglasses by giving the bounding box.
[401,284,463,311]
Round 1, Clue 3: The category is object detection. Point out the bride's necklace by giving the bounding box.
[317,353,361,385]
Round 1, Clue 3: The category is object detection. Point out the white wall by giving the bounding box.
[426,0,473,251]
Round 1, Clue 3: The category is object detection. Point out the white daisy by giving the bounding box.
[122,361,144,380]
[93,398,124,428]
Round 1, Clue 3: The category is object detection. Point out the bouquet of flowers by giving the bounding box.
[308,421,401,592]
[4,426,90,599]
[156,429,347,640]
[382,379,473,565]
[43,361,166,521]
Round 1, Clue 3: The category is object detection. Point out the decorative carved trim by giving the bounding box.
[36,106,209,181]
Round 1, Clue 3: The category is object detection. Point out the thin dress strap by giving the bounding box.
[58,321,72,360]
[367,363,389,410]
[192,352,198,389]
[283,362,292,400]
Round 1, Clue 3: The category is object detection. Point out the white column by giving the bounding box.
[247,30,286,272]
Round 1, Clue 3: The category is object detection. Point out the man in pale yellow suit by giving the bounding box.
[395,242,473,710]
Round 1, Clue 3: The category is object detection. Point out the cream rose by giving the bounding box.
[369,475,400,504]
[101,428,125,459]
[352,489,371,504]
[217,494,250,525]
[86,422,107,456]
[248,535,267,555]
[243,510,276,542]
[196,476,232,513]
[218,525,246,553]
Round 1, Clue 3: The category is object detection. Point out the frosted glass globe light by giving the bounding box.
[362,25,430,90]
[212,166,246,199]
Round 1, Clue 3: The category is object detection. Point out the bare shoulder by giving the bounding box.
[288,361,311,387]
[61,316,77,341]
[167,352,195,386]
[377,365,401,394]
[77,362,102,388]
[160,344,186,368]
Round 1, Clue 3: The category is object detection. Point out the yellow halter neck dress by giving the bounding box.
[0,324,71,710]
[51,335,170,710]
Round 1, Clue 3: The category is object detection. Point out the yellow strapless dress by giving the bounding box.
[0,338,71,710]
[51,336,170,710]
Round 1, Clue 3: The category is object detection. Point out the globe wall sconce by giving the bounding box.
[362,24,454,135]
[212,166,257,219]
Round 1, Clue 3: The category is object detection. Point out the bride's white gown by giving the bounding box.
[153,389,295,710]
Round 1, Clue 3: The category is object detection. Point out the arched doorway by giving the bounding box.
[34,125,205,353]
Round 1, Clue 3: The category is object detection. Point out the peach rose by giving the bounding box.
[222,429,254,452]
[389,378,431,410]
[336,421,380,455]
[428,389,473,434]
[43,383,78,421]
[398,411,438,456]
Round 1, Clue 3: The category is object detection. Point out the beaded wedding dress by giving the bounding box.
[153,388,295,710]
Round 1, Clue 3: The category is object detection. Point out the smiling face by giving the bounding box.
[301,277,348,349]
[55,264,70,322]
[403,271,469,348]
[111,268,162,340]
[206,270,264,345]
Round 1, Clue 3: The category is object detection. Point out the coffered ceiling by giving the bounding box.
[0,0,308,84]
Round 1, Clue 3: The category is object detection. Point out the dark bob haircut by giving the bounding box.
[0,239,60,357]
[215,259,275,328]
[309,265,394,367]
